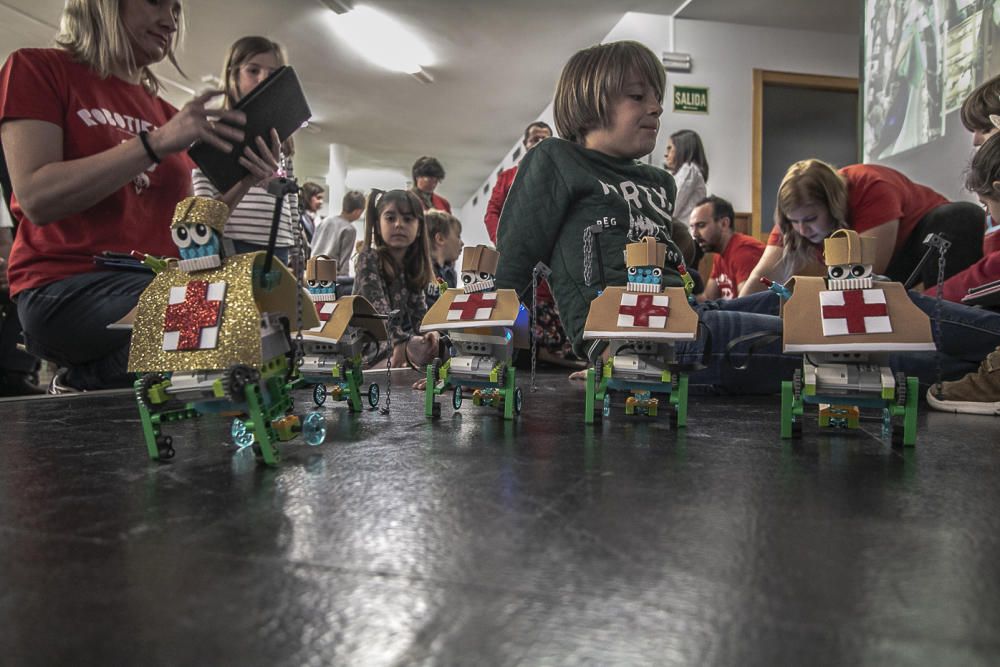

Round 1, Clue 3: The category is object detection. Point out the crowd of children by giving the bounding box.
[0,0,998,414]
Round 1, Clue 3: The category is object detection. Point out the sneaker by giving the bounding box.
[926,347,1000,415]
[47,368,82,395]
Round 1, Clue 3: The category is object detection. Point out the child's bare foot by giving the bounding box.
[412,378,427,391]
[568,369,588,381]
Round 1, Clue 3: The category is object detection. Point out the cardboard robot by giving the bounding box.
[778,229,934,445]
[581,236,699,425]
[125,196,324,465]
[420,245,529,419]
[294,255,388,410]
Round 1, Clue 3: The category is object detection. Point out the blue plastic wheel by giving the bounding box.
[513,387,523,415]
[302,411,327,446]
[603,393,611,417]
[231,418,254,448]
[312,383,327,406]
[452,386,463,410]
[368,383,380,408]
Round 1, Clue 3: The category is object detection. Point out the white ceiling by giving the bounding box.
[0,0,859,209]
[676,0,862,35]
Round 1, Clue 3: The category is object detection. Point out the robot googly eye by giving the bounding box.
[479,272,491,280]
[191,223,213,245]
[318,280,333,288]
[651,268,663,277]
[171,225,192,248]
[307,279,317,288]
[462,273,474,284]
[851,264,871,277]
[828,266,845,279]
[627,267,637,275]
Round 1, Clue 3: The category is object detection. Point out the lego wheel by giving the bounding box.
[431,402,442,418]
[895,371,907,406]
[430,357,442,383]
[603,393,612,417]
[368,383,380,408]
[303,411,327,446]
[155,434,175,460]
[231,418,254,449]
[312,383,327,407]
[792,368,803,400]
[452,386,463,410]
[513,387,523,415]
[225,364,260,401]
[138,373,168,408]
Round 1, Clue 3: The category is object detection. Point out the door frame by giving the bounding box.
[751,69,859,240]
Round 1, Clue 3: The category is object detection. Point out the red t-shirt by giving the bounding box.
[484,165,517,244]
[0,48,189,296]
[925,223,1000,301]
[766,164,948,255]
[710,232,765,299]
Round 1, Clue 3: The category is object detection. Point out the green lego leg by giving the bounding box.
[584,368,595,424]
[245,384,279,466]
[345,369,363,412]
[675,374,688,427]
[503,366,516,420]
[425,363,436,417]
[903,376,919,447]
[781,380,794,439]
[136,395,162,460]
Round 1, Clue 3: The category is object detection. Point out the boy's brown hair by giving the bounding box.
[966,133,1000,198]
[424,208,462,242]
[961,74,1000,133]
[553,40,665,145]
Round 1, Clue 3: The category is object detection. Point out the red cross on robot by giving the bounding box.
[447,292,496,321]
[821,289,888,334]
[164,280,224,350]
[618,294,670,327]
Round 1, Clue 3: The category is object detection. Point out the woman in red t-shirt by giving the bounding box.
[0,0,267,391]
[741,159,984,295]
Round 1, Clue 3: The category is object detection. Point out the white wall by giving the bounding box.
[458,13,860,238]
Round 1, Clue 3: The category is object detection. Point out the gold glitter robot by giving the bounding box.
[123,195,324,465]
[581,236,699,425]
[293,255,388,410]
[420,245,529,419]
[774,229,935,445]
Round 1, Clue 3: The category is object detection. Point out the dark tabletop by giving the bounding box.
[1,369,999,666]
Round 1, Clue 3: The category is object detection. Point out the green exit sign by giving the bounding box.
[673,86,709,113]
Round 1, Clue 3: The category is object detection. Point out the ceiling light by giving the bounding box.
[411,68,433,84]
[326,5,434,75]
[320,0,351,14]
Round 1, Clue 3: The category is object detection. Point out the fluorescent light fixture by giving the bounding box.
[327,5,434,75]
[411,68,433,84]
[320,0,351,14]
[662,52,692,73]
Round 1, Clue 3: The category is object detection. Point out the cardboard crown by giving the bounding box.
[306,255,338,282]
[625,236,666,269]
[462,245,500,274]
[824,229,876,266]
[171,196,229,234]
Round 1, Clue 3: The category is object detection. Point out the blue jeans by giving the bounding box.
[674,291,1000,393]
[17,271,153,390]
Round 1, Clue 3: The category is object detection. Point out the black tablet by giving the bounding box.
[188,66,311,193]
